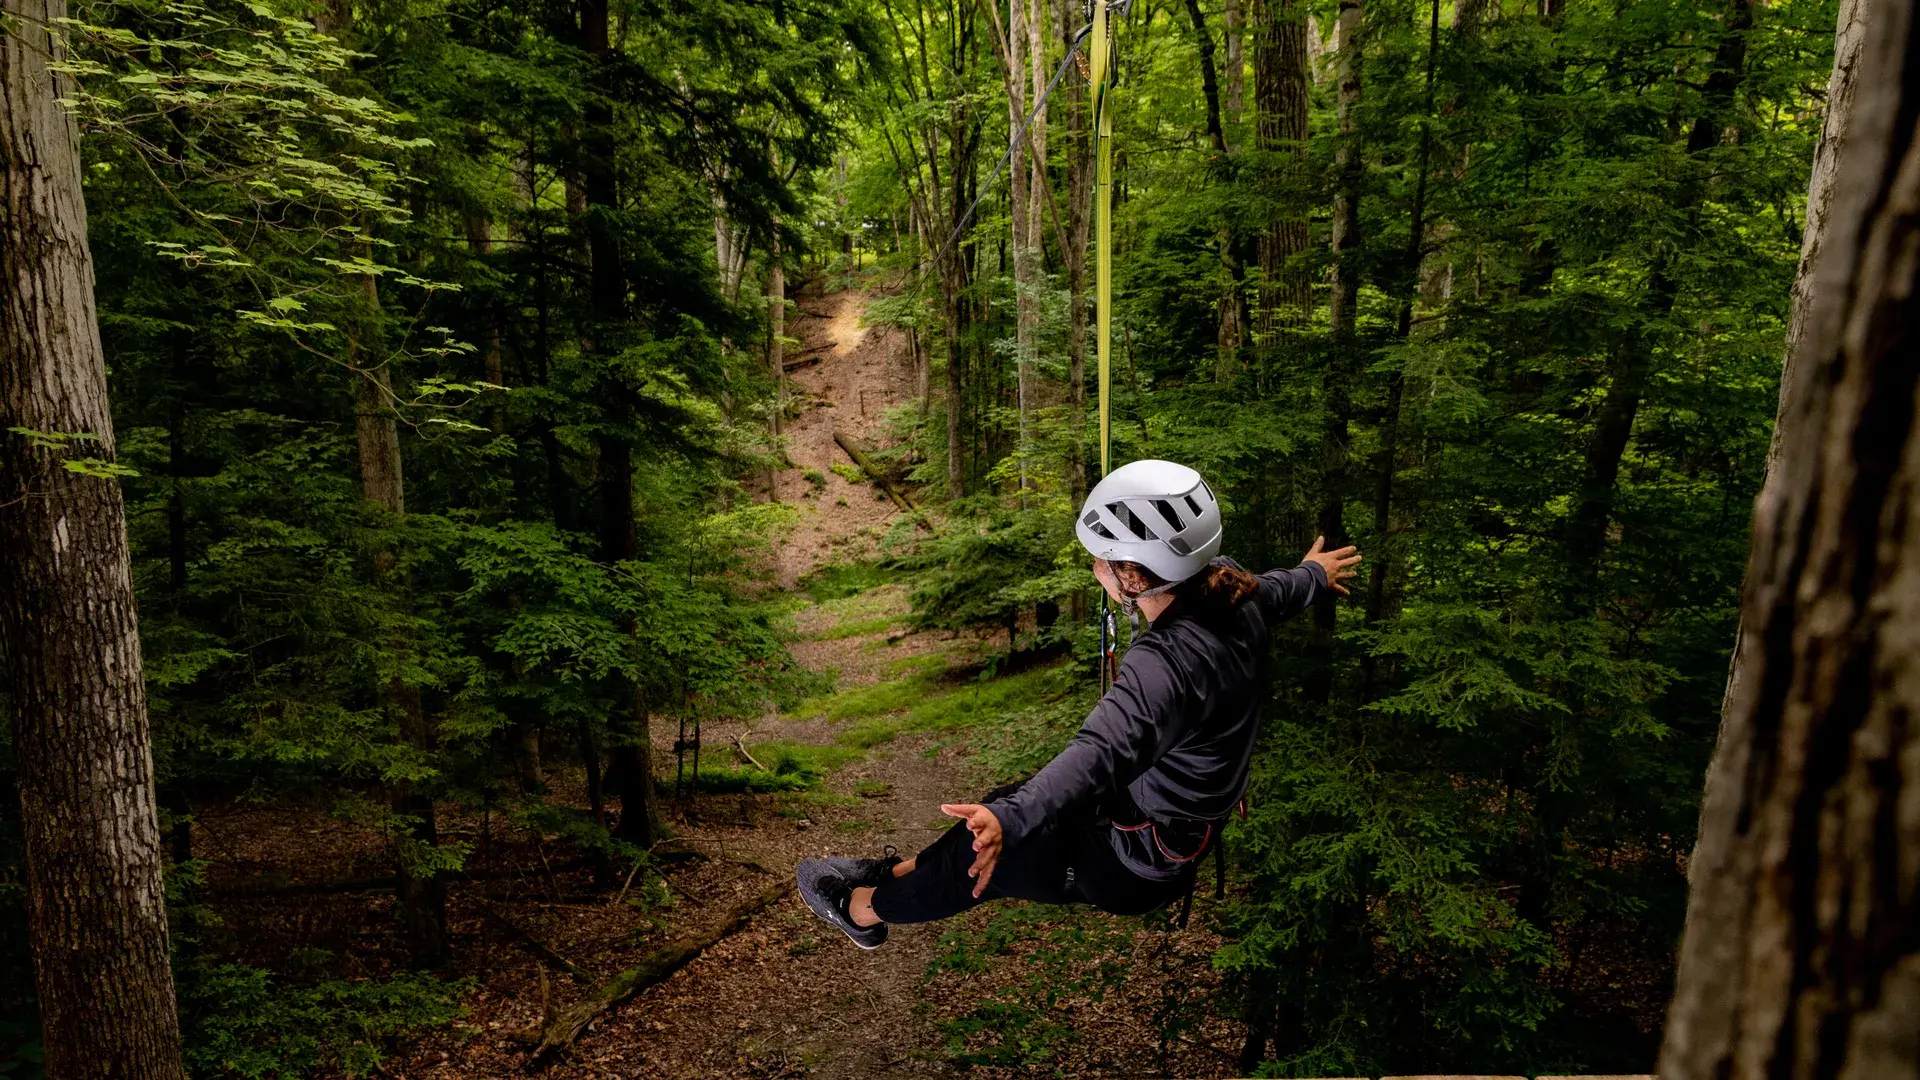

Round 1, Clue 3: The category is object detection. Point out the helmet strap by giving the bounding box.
[1118,577,1181,617]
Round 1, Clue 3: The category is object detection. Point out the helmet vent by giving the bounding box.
[1083,511,1101,526]
[1152,499,1185,531]
[1168,536,1193,556]
[1184,494,1203,518]
[1090,521,1117,540]
[1108,503,1157,541]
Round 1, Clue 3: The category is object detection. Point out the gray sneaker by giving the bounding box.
[797,858,888,950]
[825,845,903,887]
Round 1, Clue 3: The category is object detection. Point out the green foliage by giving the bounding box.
[929,905,1138,1071]
[900,495,1086,654]
[176,962,468,1079]
[0,0,1838,1068]
[799,561,899,603]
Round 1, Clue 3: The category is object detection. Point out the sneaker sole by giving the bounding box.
[796,864,886,950]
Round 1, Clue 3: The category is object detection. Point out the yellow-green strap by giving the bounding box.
[1091,0,1113,480]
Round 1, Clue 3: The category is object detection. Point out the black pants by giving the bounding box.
[869,784,1196,925]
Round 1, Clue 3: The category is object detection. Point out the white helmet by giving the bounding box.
[1075,459,1223,584]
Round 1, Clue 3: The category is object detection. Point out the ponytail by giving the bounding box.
[1174,559,1258,619]
[1112,557,1258,624]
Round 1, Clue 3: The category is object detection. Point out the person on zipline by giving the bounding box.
[796,459,1361,948]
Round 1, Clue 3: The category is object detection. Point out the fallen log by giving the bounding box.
[830,428,920,516]
[782,354,823,374]
[526,877,795,1068]
[729,729,765,771]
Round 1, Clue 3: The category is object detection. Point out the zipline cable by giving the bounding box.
[922,18,1096,285]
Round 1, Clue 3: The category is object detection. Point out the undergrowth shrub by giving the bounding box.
[178,962,469,1079]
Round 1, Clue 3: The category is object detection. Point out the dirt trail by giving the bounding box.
[555,286,969,1079]
[200,282,1245,1079]
[768,281,921,587]
[511,284,972,1080]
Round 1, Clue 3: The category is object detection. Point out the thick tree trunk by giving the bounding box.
[1712,0,1873,741]
[0,5,189,1074]
[1252,0,1310,338]
[1658,4,1920,1075]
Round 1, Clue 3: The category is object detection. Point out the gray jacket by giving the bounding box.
[986,561,1327,880]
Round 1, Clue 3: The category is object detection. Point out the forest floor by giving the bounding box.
[191,278,1246,1080]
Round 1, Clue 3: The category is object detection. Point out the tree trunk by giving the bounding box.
[1062,0,1091,509]
[1568,0,1752,577]
[768,220,786,437]
[1326,0,1362,337]
[1024,0,1047,272]
[1007,0,1034,495]
[1252,0,1310,339]
[0,4,189,1073]
[1712,0,1873,744]
[466,214,505,434]
[347,265,448,967]
[579,0,657,850]
[1223,0,1245,134]
[1362,0,1439,642]
[1658,4,1920,1074]
[1184,0,1245,385]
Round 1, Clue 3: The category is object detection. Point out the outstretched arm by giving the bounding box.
[1257,535,1362,620]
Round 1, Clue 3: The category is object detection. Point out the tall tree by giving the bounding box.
[0,0,189,1074]
[1250,0,1309,335]
[1659,1,1920,1073]
[1566,0,1754,577]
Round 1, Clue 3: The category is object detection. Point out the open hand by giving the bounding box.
[1302,535,1363,596]
[940,803,1004,898]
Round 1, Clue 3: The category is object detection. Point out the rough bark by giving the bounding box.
[1252,0,1310,336]
[1713,0,1873,743]
[0,3,189,1073]
[1024,0,1047,272]
[1326,0,1362,336]
[1658,4,1920,1075]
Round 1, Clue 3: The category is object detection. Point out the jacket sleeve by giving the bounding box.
[1255,561,1326,623]
[984,644,1190,850]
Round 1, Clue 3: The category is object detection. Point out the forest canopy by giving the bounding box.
[0,0,1843,1074]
